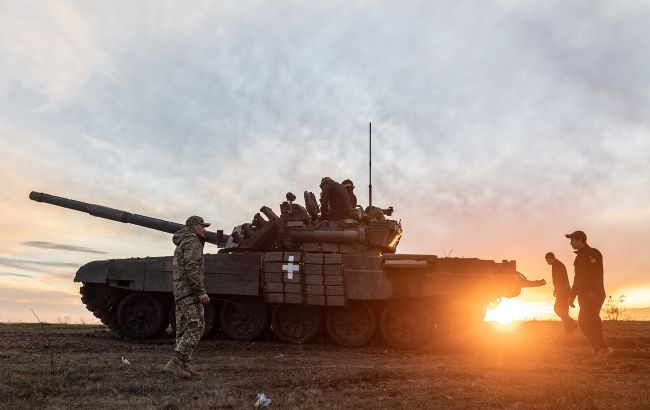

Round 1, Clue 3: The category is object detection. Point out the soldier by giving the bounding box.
[319,177,352,220]
[341,179,358,208]
[565,230,613,362]
[164,215,211,378]
[545,252,577,335]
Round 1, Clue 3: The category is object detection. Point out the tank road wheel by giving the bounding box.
[169,300,217,338]
[116,293,166,339]
[380,299,431,350]
[271,305,321,344]
[326,301,376,347]
[219,296,268,341]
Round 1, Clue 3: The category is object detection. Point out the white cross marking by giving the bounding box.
[282,255,300,280]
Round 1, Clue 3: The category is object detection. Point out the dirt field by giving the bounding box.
[1,321,649,409]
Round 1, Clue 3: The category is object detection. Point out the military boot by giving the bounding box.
[183,363,203,377]
[163,359,191,378]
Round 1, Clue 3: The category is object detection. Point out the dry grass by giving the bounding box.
[0,321,649,409]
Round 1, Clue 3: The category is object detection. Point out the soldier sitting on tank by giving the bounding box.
[319,177,352,220]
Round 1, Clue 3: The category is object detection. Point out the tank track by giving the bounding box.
[80,283,174,343]
[79,283,122,334]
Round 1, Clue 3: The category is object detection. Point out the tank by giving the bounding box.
[29,190,545,350]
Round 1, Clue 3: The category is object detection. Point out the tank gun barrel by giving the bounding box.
[29,192,228,246]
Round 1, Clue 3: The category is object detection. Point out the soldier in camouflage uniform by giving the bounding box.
[163,215,211,378]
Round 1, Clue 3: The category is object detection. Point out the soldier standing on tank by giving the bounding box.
[565,230,613,362]
[164,215,211,378]
[545,252,577,335]
[341,179,358,208]
[319,177,352,220]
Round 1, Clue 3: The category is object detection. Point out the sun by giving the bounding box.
[484,298,552,324]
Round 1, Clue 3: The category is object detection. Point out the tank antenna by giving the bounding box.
[368,122,372,209]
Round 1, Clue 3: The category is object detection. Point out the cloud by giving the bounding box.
[0,258,79,274]
[0,272,32,278]
[22,241,106,254]
[0,0,117,105]
[4,1,649,227]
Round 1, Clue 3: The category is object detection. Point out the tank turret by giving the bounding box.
[223,191,402,255]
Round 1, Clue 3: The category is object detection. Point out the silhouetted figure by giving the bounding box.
[565,230,612,362]
[545,252,577,335]
[341,179,358,208]
[319,177,351,220]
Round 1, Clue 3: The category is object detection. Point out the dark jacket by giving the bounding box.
[345,187,358,208]
[320,179,352,220]
[551,259,570,296]
[571,245,605,297]
[172,227,206,301]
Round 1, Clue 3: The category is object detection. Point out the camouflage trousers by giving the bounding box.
[173,296,205,364]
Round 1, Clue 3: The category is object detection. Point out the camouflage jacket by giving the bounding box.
[172,227,206,301]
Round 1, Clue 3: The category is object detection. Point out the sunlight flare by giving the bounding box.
[484,298,554,324]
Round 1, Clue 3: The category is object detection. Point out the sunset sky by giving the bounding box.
[1,1,649,323]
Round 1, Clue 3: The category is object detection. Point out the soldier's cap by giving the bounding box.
[342,179,354,188]
[565,230,587,241]
[185,215,211,227]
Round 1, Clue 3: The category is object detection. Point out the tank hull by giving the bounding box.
[76,252,529,348]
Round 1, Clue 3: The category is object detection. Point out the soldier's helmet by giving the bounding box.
[185,215,211,227]
[320,177,333,189]
[342,179,354,189]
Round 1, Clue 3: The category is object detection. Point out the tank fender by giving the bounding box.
[74,260,109,284]
[107,259,145,290]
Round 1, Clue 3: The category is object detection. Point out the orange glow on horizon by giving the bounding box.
[615,287,650,308]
